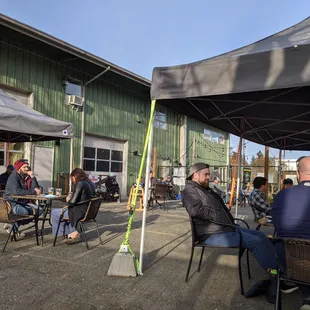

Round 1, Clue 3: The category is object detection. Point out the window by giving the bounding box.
[204,129,224,145]
[0,142,4,166]
[83,147,123,173]
[8,143,24,165]
[65,80,82,104]
[65,81,82,96]
[203,129,212,141]
[154,107,167,130]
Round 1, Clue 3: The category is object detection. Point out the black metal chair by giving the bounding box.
[0,199,39,252]
[250,203,275,237]
[274,238,310,310]
[185,216,251,295]
[53,197,103,250]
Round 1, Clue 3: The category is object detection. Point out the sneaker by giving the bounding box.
[281,281,298,294]
[3,224,12,234]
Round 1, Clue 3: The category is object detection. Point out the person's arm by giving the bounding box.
[68,182,83,206]
[6,175,35,196]
[182,190,216,221]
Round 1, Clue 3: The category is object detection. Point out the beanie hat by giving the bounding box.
[14,159,28,171]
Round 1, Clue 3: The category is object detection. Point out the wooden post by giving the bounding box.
[264,146,269,199]
[192,136,196,163]
[153,147,157,177]
[229,139,241,208]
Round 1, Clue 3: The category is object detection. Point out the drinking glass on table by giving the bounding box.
[55,188,62,197]
[48,187,54,195]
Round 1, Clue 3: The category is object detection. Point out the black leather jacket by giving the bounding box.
[182,181,235,241]
[68,180,95,207]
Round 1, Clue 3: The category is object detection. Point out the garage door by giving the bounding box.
[83,136,127,197]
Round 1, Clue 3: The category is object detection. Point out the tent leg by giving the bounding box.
[278,149,282,192]
[235,135,243,218]
[138,103,155,275]
[69,138,74,191]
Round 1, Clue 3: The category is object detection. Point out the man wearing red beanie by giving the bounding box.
[4,159,42,237]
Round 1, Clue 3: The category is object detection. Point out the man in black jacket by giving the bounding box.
[182,163,277,274]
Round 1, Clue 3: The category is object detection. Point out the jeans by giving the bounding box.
[51,208,76,236]
[203,227,277,271]
[13,203,44,228]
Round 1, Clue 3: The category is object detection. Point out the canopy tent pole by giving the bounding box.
[264,146,269,198]
[234,135,243,218]
[138,117,155,275]
[278,149,282,192]
[69,138,74,191]
[229,141,240,209]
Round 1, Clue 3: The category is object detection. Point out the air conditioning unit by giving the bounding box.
[66,95,84,107]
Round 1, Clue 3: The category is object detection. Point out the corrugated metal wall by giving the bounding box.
[85,80,180,190]
[187,117,229,167]
[0,41,82,183]
[0,41,181,193]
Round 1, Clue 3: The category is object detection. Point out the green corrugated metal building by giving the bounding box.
[0,14,229,196]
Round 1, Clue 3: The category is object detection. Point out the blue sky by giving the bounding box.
[2,0,310,160]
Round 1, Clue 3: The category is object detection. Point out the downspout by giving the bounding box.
[80,66,111,167]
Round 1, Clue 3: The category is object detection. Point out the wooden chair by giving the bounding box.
[274,238,310,310]
[185,216,251,295]
[0,199,39,252]
[53,197,103,250]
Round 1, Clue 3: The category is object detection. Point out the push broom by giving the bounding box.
[107,100,156,277]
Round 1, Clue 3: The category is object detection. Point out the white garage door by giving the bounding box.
[83,136,127,197]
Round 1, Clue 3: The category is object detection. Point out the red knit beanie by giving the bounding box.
[14,159,28,171]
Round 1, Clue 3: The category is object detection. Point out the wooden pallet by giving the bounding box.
[127,185,144,211]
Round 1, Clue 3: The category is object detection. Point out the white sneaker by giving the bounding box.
[3,224,12,234]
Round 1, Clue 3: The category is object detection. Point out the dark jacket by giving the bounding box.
[182,181,235,241]
[4,171,38,207]
[67,180,96,228]
[272,181,310,239]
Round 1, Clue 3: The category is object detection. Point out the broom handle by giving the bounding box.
[123,100,156,246]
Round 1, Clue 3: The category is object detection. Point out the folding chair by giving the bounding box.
[53,197,103,250]
[185,216,251,295]
[0,199,39,252]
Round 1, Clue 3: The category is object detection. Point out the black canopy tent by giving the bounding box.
[0,89,73,142]
[136,17,310,275]
[151,16,310,151]
[0,89,74,173]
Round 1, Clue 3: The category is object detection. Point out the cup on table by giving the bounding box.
[55,188,62,197]
[48,187,54,195]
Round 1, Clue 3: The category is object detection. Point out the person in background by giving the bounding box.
[0,165,14,189]
[51,168,96,244]
[165,175,180,199]
[3,159,42,237]
[249,177,271,220]
[282,178,293,190]
[209,176,228,204]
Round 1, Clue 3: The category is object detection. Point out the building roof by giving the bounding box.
[0,13,151,96]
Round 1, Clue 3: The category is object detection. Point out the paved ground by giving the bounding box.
[0,201,303,310]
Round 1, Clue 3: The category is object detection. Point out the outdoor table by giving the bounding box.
[11,194,67,246]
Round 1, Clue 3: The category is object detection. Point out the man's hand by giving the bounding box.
[66,193,72,203]
[27,170,35,178]
[34,187,41,196]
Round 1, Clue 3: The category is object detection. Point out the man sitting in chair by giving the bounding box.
[3,159,42,238]
[272,156,310,309]
[249,177,271,220]
[182,163,278,298]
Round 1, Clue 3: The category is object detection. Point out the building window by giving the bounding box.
[83,147,123,173]
[8,143,24,165]
[204,129,224,144]
[0,142,4,166]
[65,80,82,104]
[154,107,167,130]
